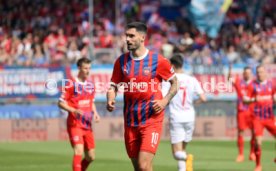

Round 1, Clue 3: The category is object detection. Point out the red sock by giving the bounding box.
[250,137,255,154]
[73,155,82,171]
[237,135,244,155]
[81,159,91,171]
[255,145,261,166]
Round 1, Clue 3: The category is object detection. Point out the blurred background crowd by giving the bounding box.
[0,0,275,66]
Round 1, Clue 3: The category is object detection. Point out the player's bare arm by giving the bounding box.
[58,100,83,115]
[194,93,207,104]
[106,85,117,112]
[153,76,178,113]
[92,102,100,123]
[243,95,255,104]
[227,64,235,83]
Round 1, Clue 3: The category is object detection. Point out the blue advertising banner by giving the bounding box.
[0,66,67,99]
[0,64,275,102]
[69,64,276,102]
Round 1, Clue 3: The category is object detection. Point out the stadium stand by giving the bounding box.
[0,0,275,66]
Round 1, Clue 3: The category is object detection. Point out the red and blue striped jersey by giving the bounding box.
[247,80,275,120]
[59,78,95,129]
[111,50,175,127]
[233,77,251,112]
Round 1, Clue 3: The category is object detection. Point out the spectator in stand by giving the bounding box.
[13,36,32,66]
[67,40,82,64]
[55,28,68,63]
[226,45,240,63]
[0,0,275,66]
[32,43,48,66]
[161,36,174,58]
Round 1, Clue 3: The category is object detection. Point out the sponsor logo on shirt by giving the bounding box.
[78,99,91,107]
[143,67,150,75]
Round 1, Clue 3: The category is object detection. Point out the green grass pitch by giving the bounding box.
[0,140,274,171]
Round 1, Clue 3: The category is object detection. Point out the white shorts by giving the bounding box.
[169,122,195,144]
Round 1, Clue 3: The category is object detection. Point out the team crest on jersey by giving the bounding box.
[143,67,150,75]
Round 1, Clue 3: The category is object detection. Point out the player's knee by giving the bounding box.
[173,151,187,160]
[74,150,83,155]
[238,130,244,135]
[85,153,95,162]
[138,160,150,171]
[255,137,262,146]
[256,141,261,147]
[74,146,84,155]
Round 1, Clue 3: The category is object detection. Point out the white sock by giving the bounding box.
[178,160,186,171]
[174,151,187,160]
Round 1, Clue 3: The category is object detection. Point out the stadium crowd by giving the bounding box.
[0,0,275,66]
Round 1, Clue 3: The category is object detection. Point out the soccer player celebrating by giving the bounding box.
[228,65,256,162]
[162,54,206,171]
[244,65,276,171]
[58,57,100,171]
[106,22,178,171]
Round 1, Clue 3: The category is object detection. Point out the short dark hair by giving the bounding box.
[256,64,264,71]
[126,22,147,33]
[170,54,183,69]
[243,66,251,71]
[77,57,91,67]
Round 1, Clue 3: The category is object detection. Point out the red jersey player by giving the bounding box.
[244,65,276,171]
[228,65,255,162]
[58,57,100,171]
[106,22,178,171]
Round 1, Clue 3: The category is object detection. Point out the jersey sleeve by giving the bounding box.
[110,58,123,85]
[233,76,244,97]
[59,82,73,103]
[193,77,204,95]
[157,55,175,81]
[246,82,255,98]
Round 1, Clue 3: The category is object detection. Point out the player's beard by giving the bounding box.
[127,41,140,51]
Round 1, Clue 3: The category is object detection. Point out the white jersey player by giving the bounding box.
[162,54,206,171]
